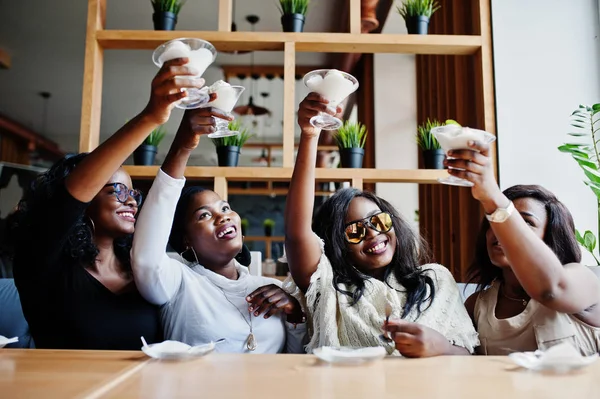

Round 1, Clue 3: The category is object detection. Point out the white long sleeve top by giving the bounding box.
[131,169,306,354]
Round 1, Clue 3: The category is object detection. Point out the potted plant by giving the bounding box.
[278,0,310,33]
[559,103,600,264]
[397,0,440,35]
[241,218,249,236]
[211,121,253,167]
[333,121,368,168]
[417,118,447,169]
[134,125,167,166]
[151,0,186,31]
[263,219,275,237]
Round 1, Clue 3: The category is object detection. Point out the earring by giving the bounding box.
[190,247,200,265]
[86,216,96,235]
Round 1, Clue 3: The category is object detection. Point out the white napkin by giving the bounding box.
[314,346,387,364]
[508,342,598,371]
[0,336,18,348]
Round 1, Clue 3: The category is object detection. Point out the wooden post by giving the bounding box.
[350,0,361,34]
[352,177,363,190]
[218,0,233,32]
[79,0,106,153]
[282,42,296,168]
[214,176,228,200]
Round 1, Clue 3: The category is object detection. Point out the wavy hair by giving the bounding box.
[467,184,581,291]
[10,153,132,270]
[312,188,435,317]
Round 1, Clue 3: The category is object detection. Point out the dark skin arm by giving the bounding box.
[284,93,341,292]
[384,319,470,357]
[246,284,305,324]
[65,58,203,202]
[446,141,600,325]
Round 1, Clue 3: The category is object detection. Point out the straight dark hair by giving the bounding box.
[312,188,435,317]
[467,184,581,292]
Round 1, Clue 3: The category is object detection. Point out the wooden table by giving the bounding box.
[1,350,599,399]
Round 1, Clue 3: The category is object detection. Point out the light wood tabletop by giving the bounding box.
[1,349,599,399]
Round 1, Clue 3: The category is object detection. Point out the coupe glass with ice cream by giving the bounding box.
[303,69,359,130]
[431,125,496,187]
[199,80,245,138]
[152,38,217,109]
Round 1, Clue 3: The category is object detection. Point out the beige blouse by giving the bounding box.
[474,281,600,356]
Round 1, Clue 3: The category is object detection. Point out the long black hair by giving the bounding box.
[10,153,132,270]
[168,186,251,266]
[467,184,581,291]
[312,188,435,317]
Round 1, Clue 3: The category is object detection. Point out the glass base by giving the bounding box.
[207,130,239,138]
[175,89,210,110]
[310,114,342,130]
[438,175,474,187]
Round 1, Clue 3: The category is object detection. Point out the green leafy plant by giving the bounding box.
[278,0,310,15]
[333,121,368,149]
[558,103,600,264]
[151,0,186,14]
[211,121,254,148]
[397,0,440,18]
[144,125,168,147]
[416,118,442,150]
[263,219,276,228]
[241,218,249,234]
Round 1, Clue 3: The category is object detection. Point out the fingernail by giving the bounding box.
[254,312,259,316]
[468,140,474,146]
[246,296,251,301]
[248,306,253,311]
[447,150,453,156]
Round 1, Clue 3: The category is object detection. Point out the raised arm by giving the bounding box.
[284,93,340,292]
[65,58,202,202]
[446,141,600,324]
[131,107,232,305]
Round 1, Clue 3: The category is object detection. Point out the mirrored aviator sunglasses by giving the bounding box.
[344,211,393,244]
[106,183,143,206]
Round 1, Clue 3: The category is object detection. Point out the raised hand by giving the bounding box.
[297,93,342,139]
[142,58,206,126]
[173,107,232,151]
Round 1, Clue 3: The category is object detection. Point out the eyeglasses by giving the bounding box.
[344,211,393,244]
[104,183,143,206]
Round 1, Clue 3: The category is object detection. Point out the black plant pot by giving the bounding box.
[216,146,240,167]
[423,149,446,169]
[405,15,429,35]
[134,144,158,166]
[340,148,365,168]
[281,13,305,32]
[153,11,177,31]
[264,226,273,237]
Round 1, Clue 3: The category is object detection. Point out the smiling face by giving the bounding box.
[86,168,138,238]
[183,190,243,267]
[486,197,548,268]
[344,196,397,275]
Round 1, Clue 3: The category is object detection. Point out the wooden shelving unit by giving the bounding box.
[80,0,495,202]
[244,236,284,260]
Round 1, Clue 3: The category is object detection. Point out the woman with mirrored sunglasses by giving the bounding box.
[10,57,207,350]
[282,93,479,358]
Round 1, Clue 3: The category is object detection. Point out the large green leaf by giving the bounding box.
[584,230,597,253]
[576,229,585,244]
[592,104,600,111]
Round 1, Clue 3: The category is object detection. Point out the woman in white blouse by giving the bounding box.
[131,108,306,353]
[283,93,479,357]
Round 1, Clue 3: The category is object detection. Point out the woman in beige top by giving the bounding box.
[445,139,600,356]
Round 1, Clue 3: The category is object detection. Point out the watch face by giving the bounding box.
[492,210,509,222]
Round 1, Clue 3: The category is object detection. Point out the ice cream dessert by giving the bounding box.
[305,69,359,106]
[432,125,495,153]
[204,80,243,112]
[157,40,214,77]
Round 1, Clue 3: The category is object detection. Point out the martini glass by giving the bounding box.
[152,38,217,109]
[303,69,359,130]
[432,125,496,187]
[200,84,245,138]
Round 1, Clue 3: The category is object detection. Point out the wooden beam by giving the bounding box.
[244,143,337,151]
[97,31,483,55]
[0,114,64,159]
[351,177,364,190]
[214,176,228,200]
[350,0,361,34]
[218,0,232,32]
[228,188,333,197]
[282,42,296,168]
[0,48,11,69]
[79,0,106,153]
[123,165,448,183]
[221,65,329,80]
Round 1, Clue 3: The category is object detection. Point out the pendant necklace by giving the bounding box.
[216,285,257,351]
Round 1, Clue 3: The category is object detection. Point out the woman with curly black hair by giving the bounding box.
[11,57,207,350]
[283,93,478,357]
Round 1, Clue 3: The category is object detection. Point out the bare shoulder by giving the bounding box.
[464,291,480,319]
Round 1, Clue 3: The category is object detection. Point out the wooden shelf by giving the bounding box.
[97,31,482,55]
[124,166,448,184]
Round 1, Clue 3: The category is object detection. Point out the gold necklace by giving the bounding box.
[501,284,529,307]
[215,286,257,351]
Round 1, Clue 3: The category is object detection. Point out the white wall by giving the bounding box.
[374,10,419,227]
[492,0,600,264]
